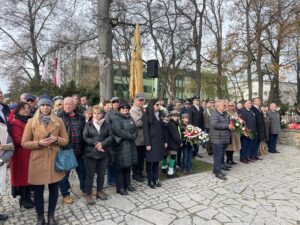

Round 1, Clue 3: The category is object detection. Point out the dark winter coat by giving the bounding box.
[240,108,257,138]
[251,106,266,140]
[166,119,182,151]
[112,113,138,170]
[142,113,167,162]
[83,119,112,159]
[209,110,231,145]
[189,105,204,129]
[57,110,85,155]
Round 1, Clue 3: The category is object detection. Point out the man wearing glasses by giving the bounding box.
[24,94,37,117]
[130,93,146,182]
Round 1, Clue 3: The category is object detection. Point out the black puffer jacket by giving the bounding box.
[166,119,182,151]
[83,119,112,159]
[112,113,138,170]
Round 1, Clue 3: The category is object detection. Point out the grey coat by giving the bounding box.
[129,104,144,146]
[267,110,281,135]
[209,110,231,145]
[112,113,138,170]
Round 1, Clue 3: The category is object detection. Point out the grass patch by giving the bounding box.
[159,159,213,180]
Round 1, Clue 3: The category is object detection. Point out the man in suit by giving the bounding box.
[189,96,204,158]
[251,98,265,160]
[240,100,257,163]
[267,103,281,153]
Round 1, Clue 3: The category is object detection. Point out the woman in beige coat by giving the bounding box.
[226,102,241,165]
[22,95,68,225]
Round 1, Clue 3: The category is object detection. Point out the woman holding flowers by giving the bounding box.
[142,99,167,189]
[225,102,241,165]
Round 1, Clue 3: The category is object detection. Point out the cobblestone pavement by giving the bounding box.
[1,144,300,225]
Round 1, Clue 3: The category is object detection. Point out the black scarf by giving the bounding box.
[14,114,29,123]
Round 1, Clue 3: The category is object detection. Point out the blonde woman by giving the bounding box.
[22,95,68,225]
[53,99,63,114]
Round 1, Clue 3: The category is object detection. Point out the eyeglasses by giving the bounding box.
[228,105,235,107]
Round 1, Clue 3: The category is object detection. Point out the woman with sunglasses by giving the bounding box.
[112,102,137,195]
[53,99,63,114]
[142,99,167,188]
[9,102,34,209]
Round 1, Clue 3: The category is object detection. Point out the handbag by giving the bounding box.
[55,148,78,172]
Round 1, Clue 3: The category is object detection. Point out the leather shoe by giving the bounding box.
[36,215,45,225]
[215,173,227,180]
[274,151,280,153]
[240,159,248,164]
[0,213,8,221]
[221,167,230,171]
[148,182,156,189]
[127,185,136,192]
[132,175,144,182]
[118,188,128,195]
[154,180,162,187]
[255,157,263,160]
[48,213,57,225]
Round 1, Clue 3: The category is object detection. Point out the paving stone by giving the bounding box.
[124,214,153,225]
[132,208,176,225]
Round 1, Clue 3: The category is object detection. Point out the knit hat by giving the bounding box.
[110,97,120,103]
[38,95,53,107]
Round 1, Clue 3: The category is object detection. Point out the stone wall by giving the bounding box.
[279,129,300,148]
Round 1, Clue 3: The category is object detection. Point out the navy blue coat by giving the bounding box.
[240,108,257,138]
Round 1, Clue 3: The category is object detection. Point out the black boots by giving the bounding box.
[0,213,8,221]
[36,216,45,225]
[19,186,34,209]
[48,213,57,225]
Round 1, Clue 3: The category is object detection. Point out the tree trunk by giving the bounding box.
[216,36,223,98]
[246,0,252,100]
[97,0,113,102]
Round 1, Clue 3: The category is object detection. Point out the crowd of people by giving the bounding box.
[0,90,281,225]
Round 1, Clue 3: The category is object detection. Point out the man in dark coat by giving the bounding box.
[189,96,204,158]
[209,99,233,180]
[240,100,257,163]
[57,97,86,204]
[251,98,265,160]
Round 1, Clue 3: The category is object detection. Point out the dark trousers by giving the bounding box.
[226,151,236,163]
[34,182,59,216]
[146,162,159,184]
[59,155,86,196]
[177,148,182,167]
[116,167,131,190]
[212,143,227,174]
[192,144,199,157]
[267,134,278,153]
[240,137,251,160]
[132,145,146,176]
[84,156,109,195]
[182,145,192,172]
[251,139,260,159]
[108,166,116,185]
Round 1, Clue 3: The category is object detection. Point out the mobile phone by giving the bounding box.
[46,133,51,138]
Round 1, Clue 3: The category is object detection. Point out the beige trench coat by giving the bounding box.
[21,118,69,185]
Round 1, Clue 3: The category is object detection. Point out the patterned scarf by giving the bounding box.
[40,114,51,128]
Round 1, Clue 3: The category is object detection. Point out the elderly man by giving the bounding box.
[251,98,265,160]
[130,93,146,182]
[204,98,215,156]
[189,96,204,158]
[240,100,257,163]
[57,97,86,204]
[209,99,234,180]
[267,103,281,153]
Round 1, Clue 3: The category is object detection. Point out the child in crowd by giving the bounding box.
[161,112,170,174]
[164,111,182,178]
[181,113,193,174]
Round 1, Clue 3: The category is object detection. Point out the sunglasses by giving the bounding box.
[27,99,34,103]
[120,106,130,110]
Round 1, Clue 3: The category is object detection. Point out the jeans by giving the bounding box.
[59,155,86,196]
[132,145,145,177]
[116,167,131,190]
[267,134,278,153]
[34,182,59,216]
[182,145,192,172]
[85,156,109,195]
[146,162,159,184]
[212,143,227,174]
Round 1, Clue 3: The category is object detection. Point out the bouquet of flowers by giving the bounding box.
[228,115,253,139]
[182,125,209,145]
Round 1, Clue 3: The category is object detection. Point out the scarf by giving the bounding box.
[40,114,51,128]
[14,114,29,123]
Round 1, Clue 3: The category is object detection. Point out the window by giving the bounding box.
[253,92,258,96]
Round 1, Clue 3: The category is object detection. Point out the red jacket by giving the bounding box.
[10,117,31,187]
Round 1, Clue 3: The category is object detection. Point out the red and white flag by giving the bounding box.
[54,50,61,87]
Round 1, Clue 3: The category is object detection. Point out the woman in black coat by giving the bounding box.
[142,99,167,188]
[83,106,112,205]
[112,103,138,195]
